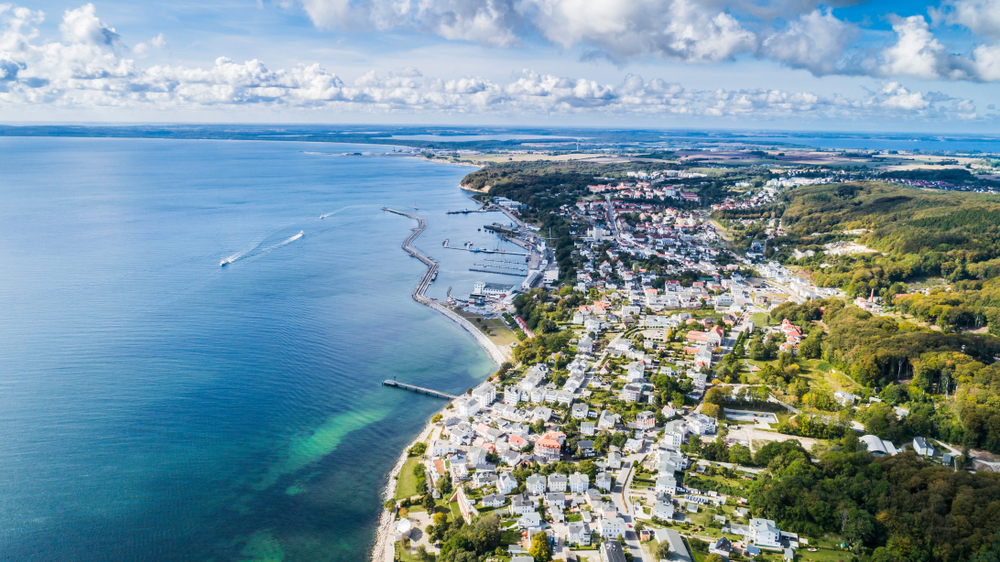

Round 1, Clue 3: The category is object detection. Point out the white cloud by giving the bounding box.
[761,9,858,75]
[133,33,165,58]
[59,3,120,47]
[0,3,985,123]
[524,0,757,63]
[934,0,1000,39]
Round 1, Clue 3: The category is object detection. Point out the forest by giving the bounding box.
[770,182,1000,297]
[748,438,1000,562]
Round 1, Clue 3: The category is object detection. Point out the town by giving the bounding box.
[379,161,990,562]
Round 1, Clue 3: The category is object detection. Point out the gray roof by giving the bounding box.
[600,541,628,562]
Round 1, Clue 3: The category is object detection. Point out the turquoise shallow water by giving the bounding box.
[0,138,505,561]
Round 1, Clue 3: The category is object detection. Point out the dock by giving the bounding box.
[382,379,457,400]
[383,207,438,301]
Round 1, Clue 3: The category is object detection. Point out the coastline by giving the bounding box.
[370,209,506,562]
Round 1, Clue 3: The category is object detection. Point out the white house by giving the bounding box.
[453,396,480,418]
[431,440,455,457]
[480,494,505,508]
[498,473,518,495]
[472,383,496,408]
[504,386,521,405]
[596,472,613,491]
[578,336,594,354]
[607,450,622,470]
[652,500,674,520]
[598,410,618,430]
[749,518,781,548]
[655,476,678,495]
[623,384,643,403]
[913,437,935,457]
[510,494,535,515]
[662,431,683,449]
[572,403,590,420]
[567,522,591,546]
[687,413,717,435]
[548,473,568,492]
[569,472,589,493]
[581,421,597,436]
[598,516,626,539]
[526,474,547,495]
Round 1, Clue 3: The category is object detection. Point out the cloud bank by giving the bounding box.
[0,4,983,122]
[298,0,1000,82]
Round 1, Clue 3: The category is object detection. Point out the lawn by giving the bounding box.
[455,310,519,347]
[396,457,423,500]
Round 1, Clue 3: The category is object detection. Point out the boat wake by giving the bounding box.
[221,231,304,267]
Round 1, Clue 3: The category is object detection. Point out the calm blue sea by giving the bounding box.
[0,138,506,561]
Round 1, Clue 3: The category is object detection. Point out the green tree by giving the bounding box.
[409,442,428,456]
[422,494,436,511]
[529,533,553,562]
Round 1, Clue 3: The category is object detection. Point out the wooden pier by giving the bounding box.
[382,379,457,399]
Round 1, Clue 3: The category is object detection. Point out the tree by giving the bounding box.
[728,443,752,466]
[528,532,553,562]
[438,476,453,496]
[422,494,436,511]
[704,387,726,406]
[431,413,443,423]
[705,555,725,562]
[409,442,428,456]
[532,418,546,434]
[702,403,723,419]
[655,540,672,560]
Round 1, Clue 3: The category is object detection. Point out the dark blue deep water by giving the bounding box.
[0,138,504,561]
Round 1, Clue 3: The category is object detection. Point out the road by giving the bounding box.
[609,450,655,562]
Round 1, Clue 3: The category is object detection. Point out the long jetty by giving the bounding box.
[382,207,510,365]
[382,379,457,399]
[382,207,438,300]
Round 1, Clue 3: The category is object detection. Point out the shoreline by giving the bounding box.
[370,209,506,562]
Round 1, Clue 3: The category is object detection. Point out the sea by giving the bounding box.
[0,137,514,561]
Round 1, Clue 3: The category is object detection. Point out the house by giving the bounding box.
[655,475,678,495]
[480,493,505,508]
[654,528,692,562]
[581,421,597,436]
[532,406,553,423]
[710,537,732,557]
[504,386,521,405]
[506,433,526,450]
[578,336,594,354]
[635,411,656,430]
[517,512,542,531]
[431,440,455,457]
[585,488,603,506]
[526,474,547,495]
[498,472,518,495]
[545,492,567,508]
[662,430,684,449]
[598,516,626,539]
[567,522,591,546]
[600,540,628,562]
[913,436,936,457]
[860,434,898,456]
[623,383,643,402]
[501,450,521,466]
[548,473,568,492]
[687,413,717,435]
[576,440,596,458]
[536,436,563,461]
[472,471,498,489]
[749,518,781,548]
[509,494,535,515]
[607,450,622,470]
[569,472,589,493]
[596,472,613,491]
[834,390,856,407]
[453,396,480,417]
[653,500,674,520]
[598,410,618,430]
[572,403,590,419]
[472,383,496,408]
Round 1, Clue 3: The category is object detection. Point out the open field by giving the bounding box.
[395,457,423,500]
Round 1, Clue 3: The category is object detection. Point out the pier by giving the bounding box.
[382,379,457,400]
[382,207,438,301]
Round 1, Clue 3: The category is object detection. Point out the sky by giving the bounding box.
[3,0,1000,131]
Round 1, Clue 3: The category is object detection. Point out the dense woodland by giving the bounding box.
[749,439,1000,562]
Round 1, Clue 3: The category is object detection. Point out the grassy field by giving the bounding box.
[396,457,423,500]
[455,310,519,347]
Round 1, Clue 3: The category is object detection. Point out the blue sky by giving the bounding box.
[4,0,1000,131]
